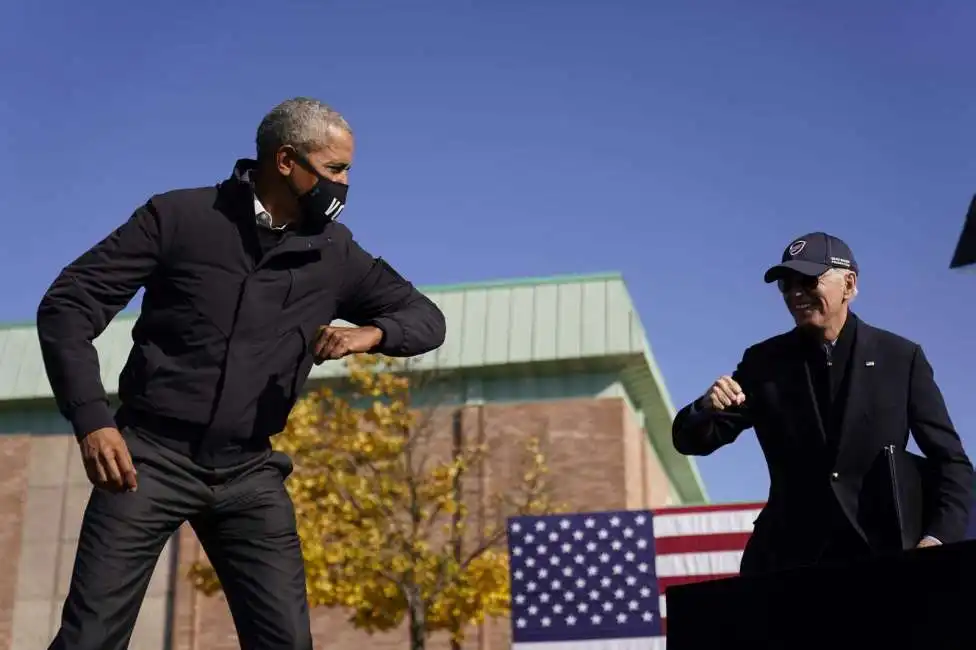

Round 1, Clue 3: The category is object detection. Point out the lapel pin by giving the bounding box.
[865,361,875,367]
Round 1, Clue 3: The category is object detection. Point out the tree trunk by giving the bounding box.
[407,591,426,650]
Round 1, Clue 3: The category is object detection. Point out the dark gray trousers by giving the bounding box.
[48,428,312,650]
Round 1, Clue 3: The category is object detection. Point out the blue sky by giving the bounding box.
[1,0,974,503]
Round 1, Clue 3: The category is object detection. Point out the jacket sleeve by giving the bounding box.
[37,201,165,439]
[337,238,446,357]
[672,349,756,456]
[907,345,974,543]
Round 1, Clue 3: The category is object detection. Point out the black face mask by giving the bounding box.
[290,155,348,226]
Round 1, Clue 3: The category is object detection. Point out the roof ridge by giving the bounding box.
[416,271,623,293]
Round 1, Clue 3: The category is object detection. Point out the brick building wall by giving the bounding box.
[1,433,174,650]
[0,436,30,650]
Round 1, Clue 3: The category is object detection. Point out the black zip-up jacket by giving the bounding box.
[37,159,446,466]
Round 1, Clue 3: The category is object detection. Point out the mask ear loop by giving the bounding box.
[287,150,349,228]
[287,149,319,179]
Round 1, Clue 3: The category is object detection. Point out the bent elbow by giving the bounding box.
[382,298,447,358]
[411,313,446,356]
[410,296,446,355]
[672,428,697,456]
[428,304,447,350]
[672,421,716,457]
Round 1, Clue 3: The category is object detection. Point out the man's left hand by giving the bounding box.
[313,325,383,363]
[916,536,941,549]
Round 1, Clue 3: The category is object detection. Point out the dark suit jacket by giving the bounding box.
[672,314,973,575]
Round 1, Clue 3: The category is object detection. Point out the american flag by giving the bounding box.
[507,502,763,649]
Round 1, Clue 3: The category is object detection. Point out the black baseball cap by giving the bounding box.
[763,232,859,283]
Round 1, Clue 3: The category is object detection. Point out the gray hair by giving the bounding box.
[823,267,858,300]
[255,97,352,162]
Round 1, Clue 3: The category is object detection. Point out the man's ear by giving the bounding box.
[275,147,298,177]
[845,272,857,299]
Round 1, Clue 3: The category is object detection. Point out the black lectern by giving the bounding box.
[666,540,976,650]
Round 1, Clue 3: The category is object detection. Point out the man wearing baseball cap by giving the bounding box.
[672,232,972,576]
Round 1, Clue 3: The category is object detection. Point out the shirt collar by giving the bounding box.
[241,169,286,231]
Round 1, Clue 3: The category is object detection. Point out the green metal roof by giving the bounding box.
[0,271,706,503]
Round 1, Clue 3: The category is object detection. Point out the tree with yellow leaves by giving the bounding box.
[189,354,554,650]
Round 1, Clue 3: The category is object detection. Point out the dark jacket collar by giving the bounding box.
[231,158,259,185]
[215,159,333,247]
[217,159,331,238]
[215,159,258,223]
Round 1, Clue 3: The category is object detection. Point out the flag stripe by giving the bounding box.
[656,550,744,578]
[653,509,761,538]
[653,531,752,555]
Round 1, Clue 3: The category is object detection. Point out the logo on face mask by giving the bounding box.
[324,196,345,221]
[297,181,347,225]
[788,240,806,256]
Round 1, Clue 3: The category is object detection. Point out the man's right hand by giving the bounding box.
[79,427,138,492]
[700,375,746,411]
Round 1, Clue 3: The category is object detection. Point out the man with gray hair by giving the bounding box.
[37,97,446,649]
[672,232,972,576]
